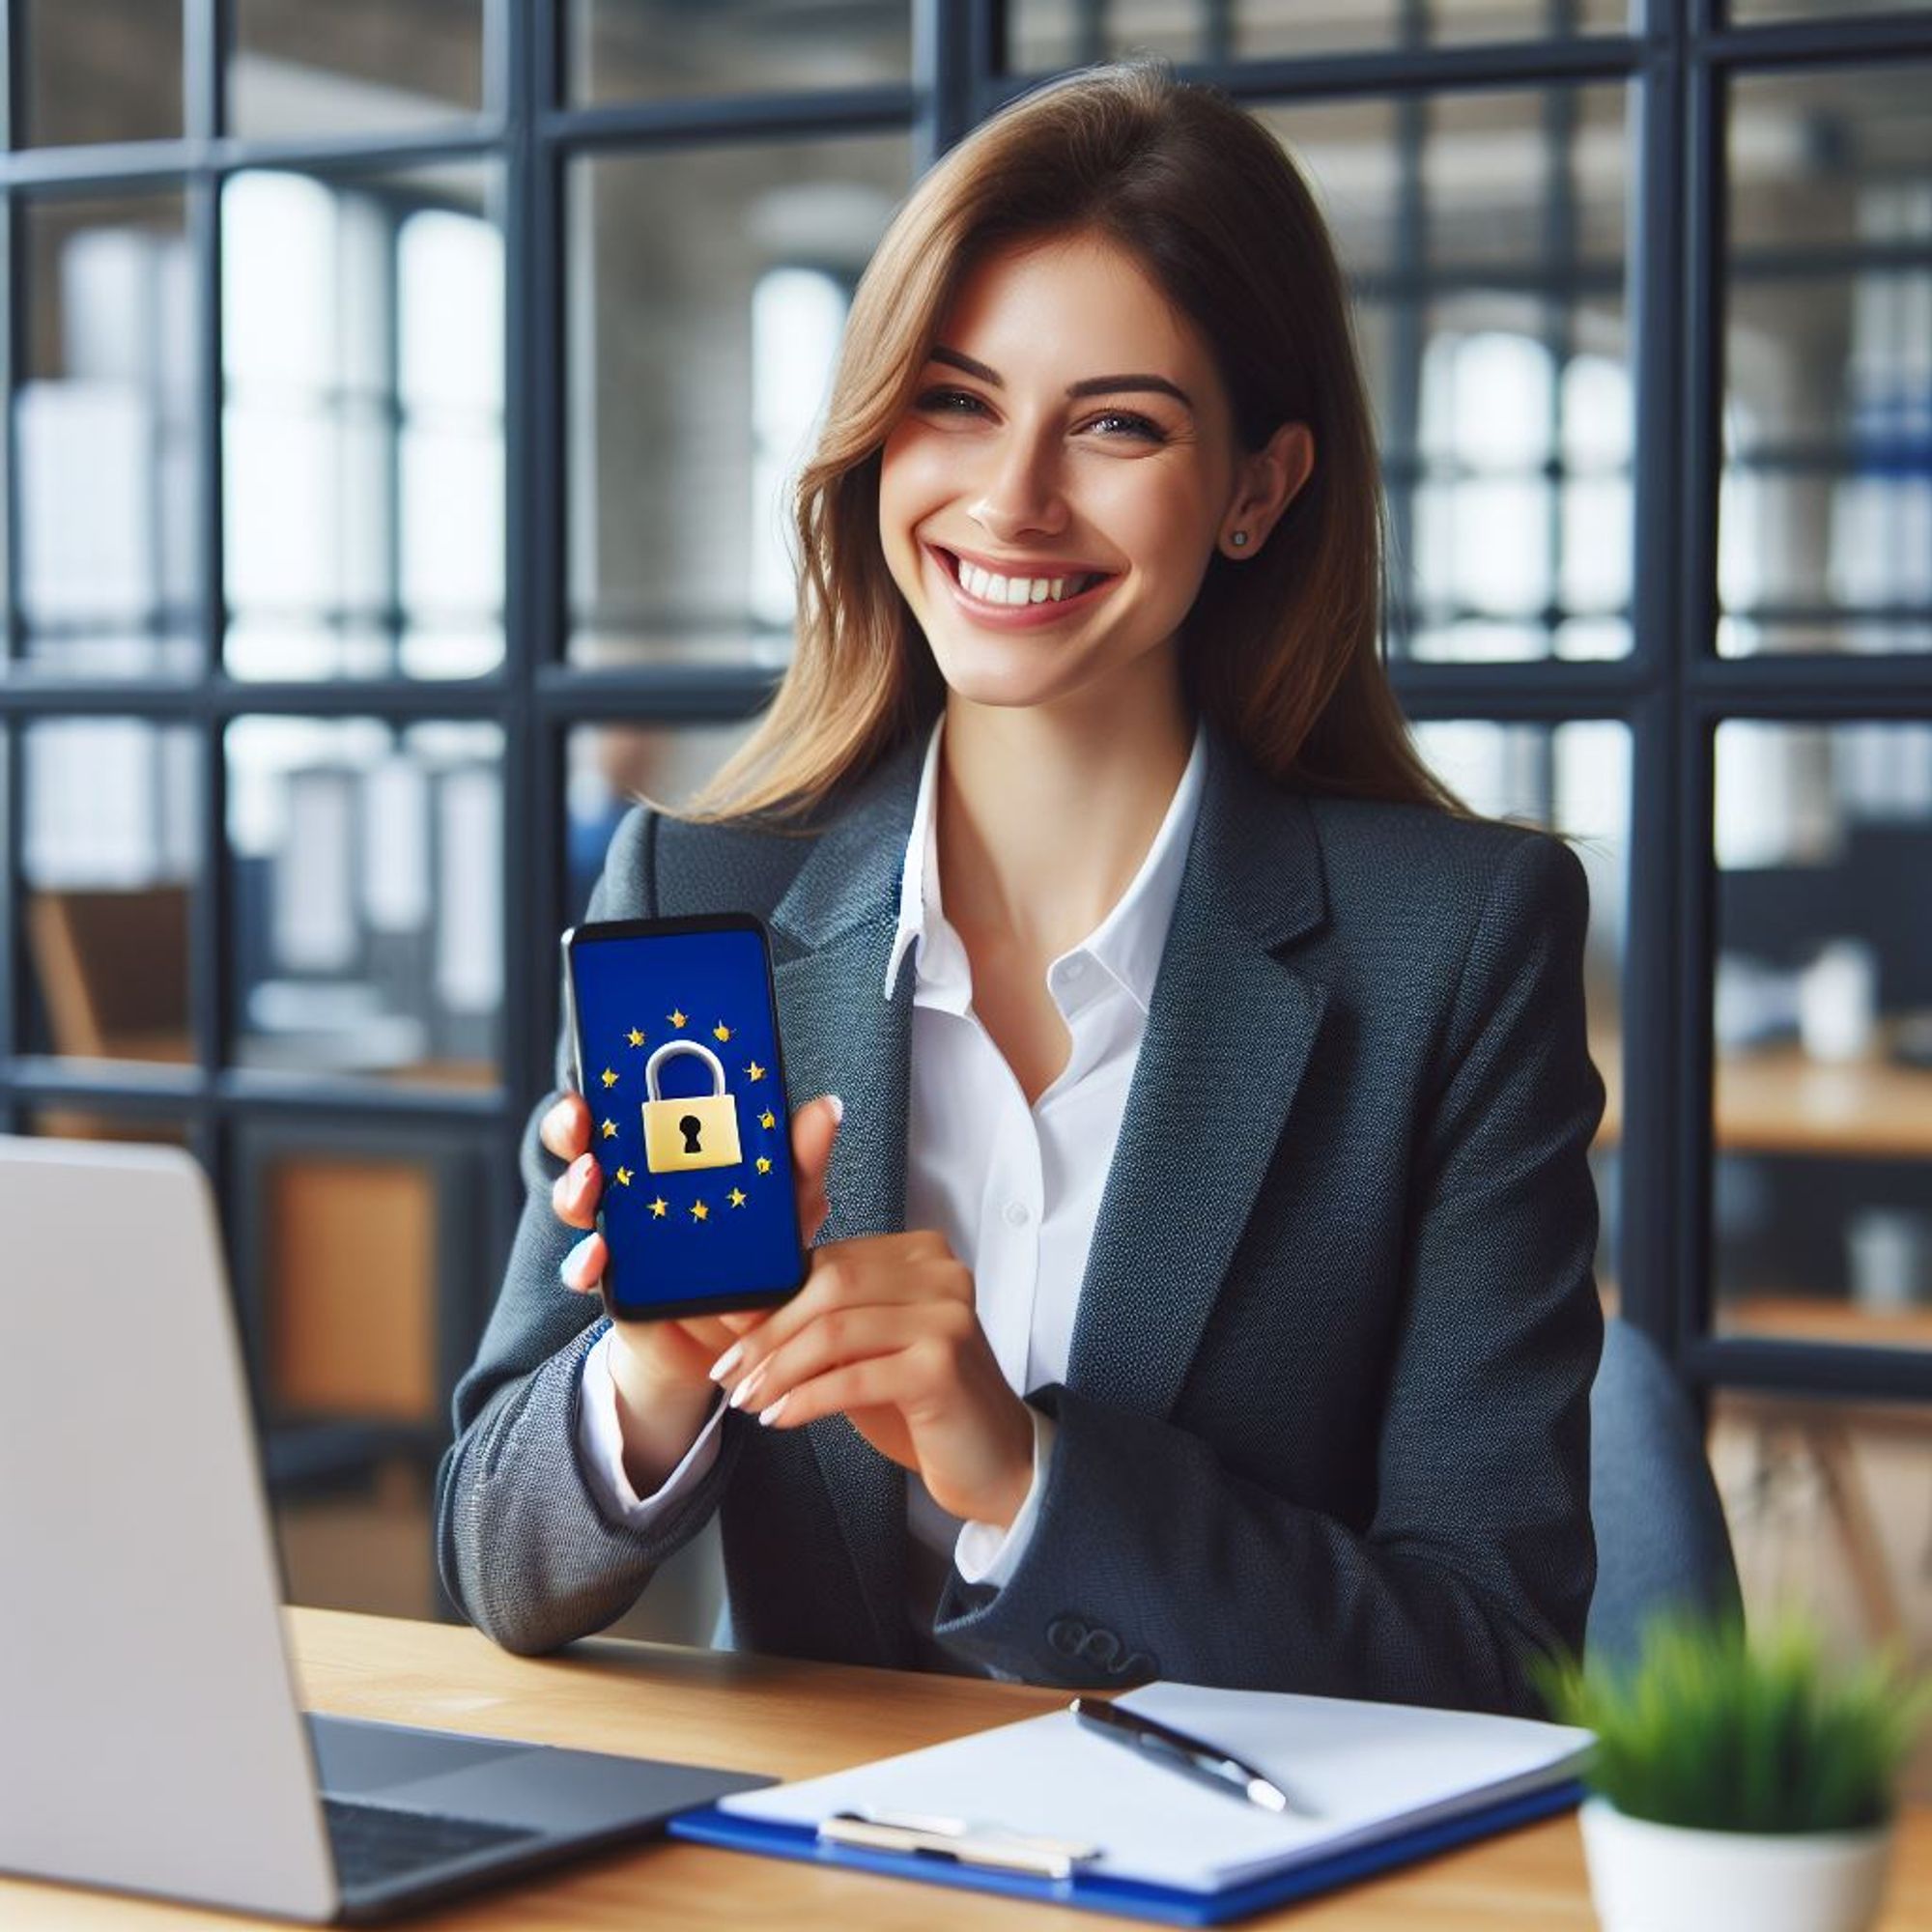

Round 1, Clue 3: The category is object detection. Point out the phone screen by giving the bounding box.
[563,915,807,1321]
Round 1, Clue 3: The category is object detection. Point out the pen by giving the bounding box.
[1069,1696,1320,1819]
[819,1809,1101,1879]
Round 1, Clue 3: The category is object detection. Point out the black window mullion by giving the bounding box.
[916,0,999,165]
[185,122,232,1219]
[185,0,222,142]
[1616,19,1689,1365]
[502,0,555,1224]
[1386,89,1426,662]
[1673,1,1724,1370]
[0,0,17,154]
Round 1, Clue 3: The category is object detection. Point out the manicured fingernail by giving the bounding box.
[827,1094,844,1123]
[569,1152,595,1184]
[708,1342,744,1383]
[728,1364,767,1412]
[558,1237,594,1291]
[757,1394,790,1428]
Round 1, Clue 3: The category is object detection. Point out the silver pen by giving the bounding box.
[819,1808,1101,1879]
[1070,1696,1321,1819]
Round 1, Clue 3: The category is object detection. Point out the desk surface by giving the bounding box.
[1591,1026,1932,1159]
[10,1607,1932,1930]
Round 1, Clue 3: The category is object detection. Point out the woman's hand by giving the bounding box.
[542,1088,843,1492]
[708,1230,1036,1529]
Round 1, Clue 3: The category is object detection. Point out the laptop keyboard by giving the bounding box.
[323,1796,540,1890]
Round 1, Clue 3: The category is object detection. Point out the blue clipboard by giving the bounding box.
[668,1777,1583,1925]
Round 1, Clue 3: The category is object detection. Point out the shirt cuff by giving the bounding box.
[576,1326,724,1523]
[952,1406,1057,1590]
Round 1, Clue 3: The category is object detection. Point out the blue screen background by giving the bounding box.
[568,924,802,1312]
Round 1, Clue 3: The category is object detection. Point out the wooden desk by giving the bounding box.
[1590,1025,1932,1159]
[9,1609,1932,1929]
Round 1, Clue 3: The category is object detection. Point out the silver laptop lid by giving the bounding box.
[0,1136,337,1919]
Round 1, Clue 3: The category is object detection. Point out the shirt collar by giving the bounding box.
[884,711,1208,1016]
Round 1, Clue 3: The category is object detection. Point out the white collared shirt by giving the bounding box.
[576,710,1208,1655]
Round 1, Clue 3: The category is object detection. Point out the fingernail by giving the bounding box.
[728,1364,767,1412]
[569,1152,595,1184]
[758,1393,790,1428]
[708,1341,744,1383]
[827,1094,844,1124]
[558,1238,593,1291]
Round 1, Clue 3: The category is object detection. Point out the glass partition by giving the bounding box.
[1712,721,1932,1347]
[1719,65,1932,658]
[566,134,911,668]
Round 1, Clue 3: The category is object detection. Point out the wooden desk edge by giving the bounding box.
[5,1609,1929,1929]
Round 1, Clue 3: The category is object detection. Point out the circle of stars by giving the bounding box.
[597,1004,784,1231]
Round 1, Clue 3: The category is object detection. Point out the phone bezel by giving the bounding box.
[560,911,810,1322]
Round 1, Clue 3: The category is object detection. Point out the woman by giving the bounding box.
[437,58,1605,1716]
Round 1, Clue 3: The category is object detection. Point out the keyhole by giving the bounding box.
[678,1115,704,1154]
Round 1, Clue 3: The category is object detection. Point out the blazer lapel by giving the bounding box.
[767,737,925,1663]
[1064,724,1330,1419]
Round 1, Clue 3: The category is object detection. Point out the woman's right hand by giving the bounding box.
[540,1089,842,1491]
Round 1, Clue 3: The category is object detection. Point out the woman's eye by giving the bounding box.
[1085,411,1166,443]
[916,386,987,417]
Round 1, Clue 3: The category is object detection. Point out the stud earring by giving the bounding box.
[1229,531,1249,550]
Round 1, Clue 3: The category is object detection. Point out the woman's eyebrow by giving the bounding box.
[930,344,1193,412]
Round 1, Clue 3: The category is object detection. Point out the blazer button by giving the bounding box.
[1047,1615,1128,1673]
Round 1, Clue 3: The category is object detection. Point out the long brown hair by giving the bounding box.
[676,56,1461,828]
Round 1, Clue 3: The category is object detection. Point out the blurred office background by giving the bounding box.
[1,0,1929,1672]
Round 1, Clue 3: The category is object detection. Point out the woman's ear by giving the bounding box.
[1218,422,1315,560]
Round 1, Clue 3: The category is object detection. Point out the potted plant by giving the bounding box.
[1538,1615,1928,1932]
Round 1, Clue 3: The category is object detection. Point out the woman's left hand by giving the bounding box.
[708,1232,1035,1528]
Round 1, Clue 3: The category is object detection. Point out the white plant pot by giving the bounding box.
[1579,1795,1894,1932]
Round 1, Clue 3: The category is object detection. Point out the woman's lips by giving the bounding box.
[924,545,1120,630]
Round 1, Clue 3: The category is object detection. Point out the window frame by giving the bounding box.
[6,0,1932,1513]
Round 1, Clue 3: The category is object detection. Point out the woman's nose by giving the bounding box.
[970,430,1067,543]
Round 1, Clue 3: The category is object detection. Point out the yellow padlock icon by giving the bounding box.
[640,1039,744,1174]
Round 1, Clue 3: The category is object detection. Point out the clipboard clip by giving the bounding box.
[818,1808,1103,1880]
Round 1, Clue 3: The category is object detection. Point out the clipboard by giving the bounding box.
[668,1779,1584,1924]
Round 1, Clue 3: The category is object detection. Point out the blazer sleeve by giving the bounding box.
[433,803,745,1655]
[930,832,1606,1715]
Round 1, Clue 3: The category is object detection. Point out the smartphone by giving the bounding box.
[560,912,808,1321]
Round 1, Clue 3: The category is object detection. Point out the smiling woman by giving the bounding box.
[439,57,1607,1718]
[878,232,1313,707]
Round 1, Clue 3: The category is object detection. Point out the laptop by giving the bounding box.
[0,1135,770,1920]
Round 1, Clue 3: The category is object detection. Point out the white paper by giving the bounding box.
[718,1682,1592,1894]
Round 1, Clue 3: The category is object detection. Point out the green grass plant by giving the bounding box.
[1537,1615,1929,1835]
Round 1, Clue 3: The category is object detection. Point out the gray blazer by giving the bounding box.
[436,718,1605,1715]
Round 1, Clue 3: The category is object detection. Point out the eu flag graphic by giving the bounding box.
[569,923,802,1313]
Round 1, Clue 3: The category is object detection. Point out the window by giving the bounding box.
[8,1,1931,1648]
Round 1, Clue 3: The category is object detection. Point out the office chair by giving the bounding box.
[1586,1317,1745,1666]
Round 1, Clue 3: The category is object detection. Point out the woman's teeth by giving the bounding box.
[952,555,1102,606]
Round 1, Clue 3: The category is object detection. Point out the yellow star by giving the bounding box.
[755,1156,773,1175]
[600,1067,617,1089]
[649,1197,668,1218]
[627,1027,646,1047]
[668,1009,687,1029]
[728,1188,748,1208]
[600,1119,617,1139]
[613,1167,633,1186]
[690,1200,709,1222]
[712,1022,732,1042]
[745,1061,765,1082]
[758,1109,776,1129]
